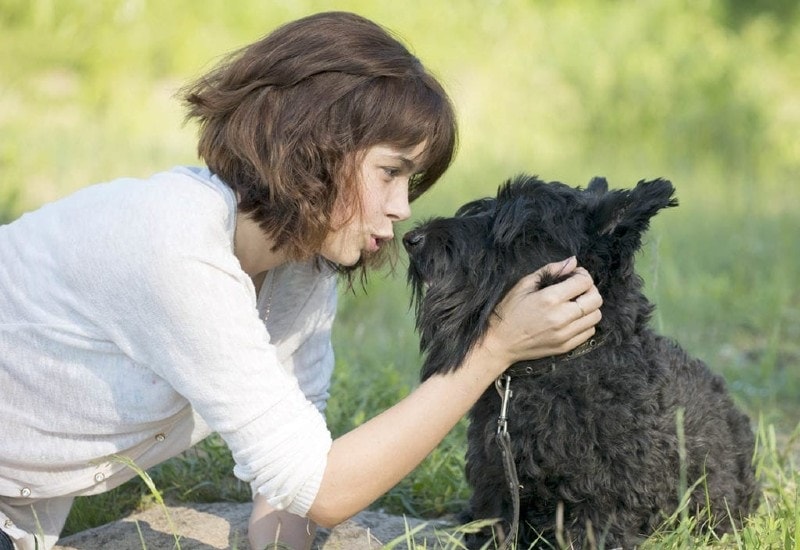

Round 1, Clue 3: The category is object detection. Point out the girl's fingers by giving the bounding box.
[528,256,577,287]
[491,259,604,362]
[553,325,599,356]
[571,285,603,320]
[572,308,602,334]
[515,261,603,324]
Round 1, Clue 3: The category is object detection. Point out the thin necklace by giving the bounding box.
[262,270,277,322]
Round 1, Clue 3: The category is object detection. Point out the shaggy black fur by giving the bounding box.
[404,175,759,549]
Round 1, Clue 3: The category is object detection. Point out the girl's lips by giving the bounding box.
[367,235,381,253]
[368,234,391,252]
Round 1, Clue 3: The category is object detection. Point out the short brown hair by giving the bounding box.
[182,11,457,276]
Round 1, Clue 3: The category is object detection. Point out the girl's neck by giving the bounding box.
[233,213,288,279]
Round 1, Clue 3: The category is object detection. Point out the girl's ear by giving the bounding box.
[587,177,678,258]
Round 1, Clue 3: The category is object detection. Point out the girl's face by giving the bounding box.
[320,142,426,266]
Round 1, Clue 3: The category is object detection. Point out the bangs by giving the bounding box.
[346,74,458,201]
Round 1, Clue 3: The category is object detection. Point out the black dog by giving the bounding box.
[404,175,759,548]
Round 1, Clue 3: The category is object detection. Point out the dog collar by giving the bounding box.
[504,332,608,378]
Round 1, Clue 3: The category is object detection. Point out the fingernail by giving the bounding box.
[557,256,575,275]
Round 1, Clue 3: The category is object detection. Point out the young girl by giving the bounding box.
[0,12,602,550]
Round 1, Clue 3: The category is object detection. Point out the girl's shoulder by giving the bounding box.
[121,166,236,226]
[100,166,237,252]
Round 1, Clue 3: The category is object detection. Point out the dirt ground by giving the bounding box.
[54,502,456,549]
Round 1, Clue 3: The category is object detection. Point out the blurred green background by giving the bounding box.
[2,0,799,534]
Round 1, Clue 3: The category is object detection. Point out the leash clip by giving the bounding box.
[495,374,513,435]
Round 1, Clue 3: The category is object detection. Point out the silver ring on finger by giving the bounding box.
[574,299,586,317]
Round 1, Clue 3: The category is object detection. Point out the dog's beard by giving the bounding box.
[410,266,513,381]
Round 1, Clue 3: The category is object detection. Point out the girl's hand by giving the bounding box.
[483,256,603,371]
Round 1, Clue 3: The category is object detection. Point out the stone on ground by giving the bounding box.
[55,502,457,549]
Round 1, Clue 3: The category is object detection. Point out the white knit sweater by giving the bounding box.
[0,167,335,516]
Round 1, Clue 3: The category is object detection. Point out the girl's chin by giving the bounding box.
[320,249,363,267]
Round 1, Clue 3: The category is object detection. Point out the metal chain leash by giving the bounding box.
[494,374,521,550]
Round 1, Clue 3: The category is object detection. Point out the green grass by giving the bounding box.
[3,0,799,546]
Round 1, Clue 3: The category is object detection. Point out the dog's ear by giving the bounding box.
[586,176,609,195]
[588,178,678,255]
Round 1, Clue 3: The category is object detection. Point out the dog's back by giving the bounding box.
[466,330,758,548]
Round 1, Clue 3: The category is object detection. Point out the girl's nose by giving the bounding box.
[387,181,411,221]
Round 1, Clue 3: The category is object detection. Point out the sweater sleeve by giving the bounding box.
[84,178,332,515]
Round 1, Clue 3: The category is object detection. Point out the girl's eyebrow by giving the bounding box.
[385,153,423,172]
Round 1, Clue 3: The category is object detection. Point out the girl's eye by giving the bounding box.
[382,167,401,179]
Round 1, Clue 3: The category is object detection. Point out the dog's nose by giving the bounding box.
[402,230,425,251]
